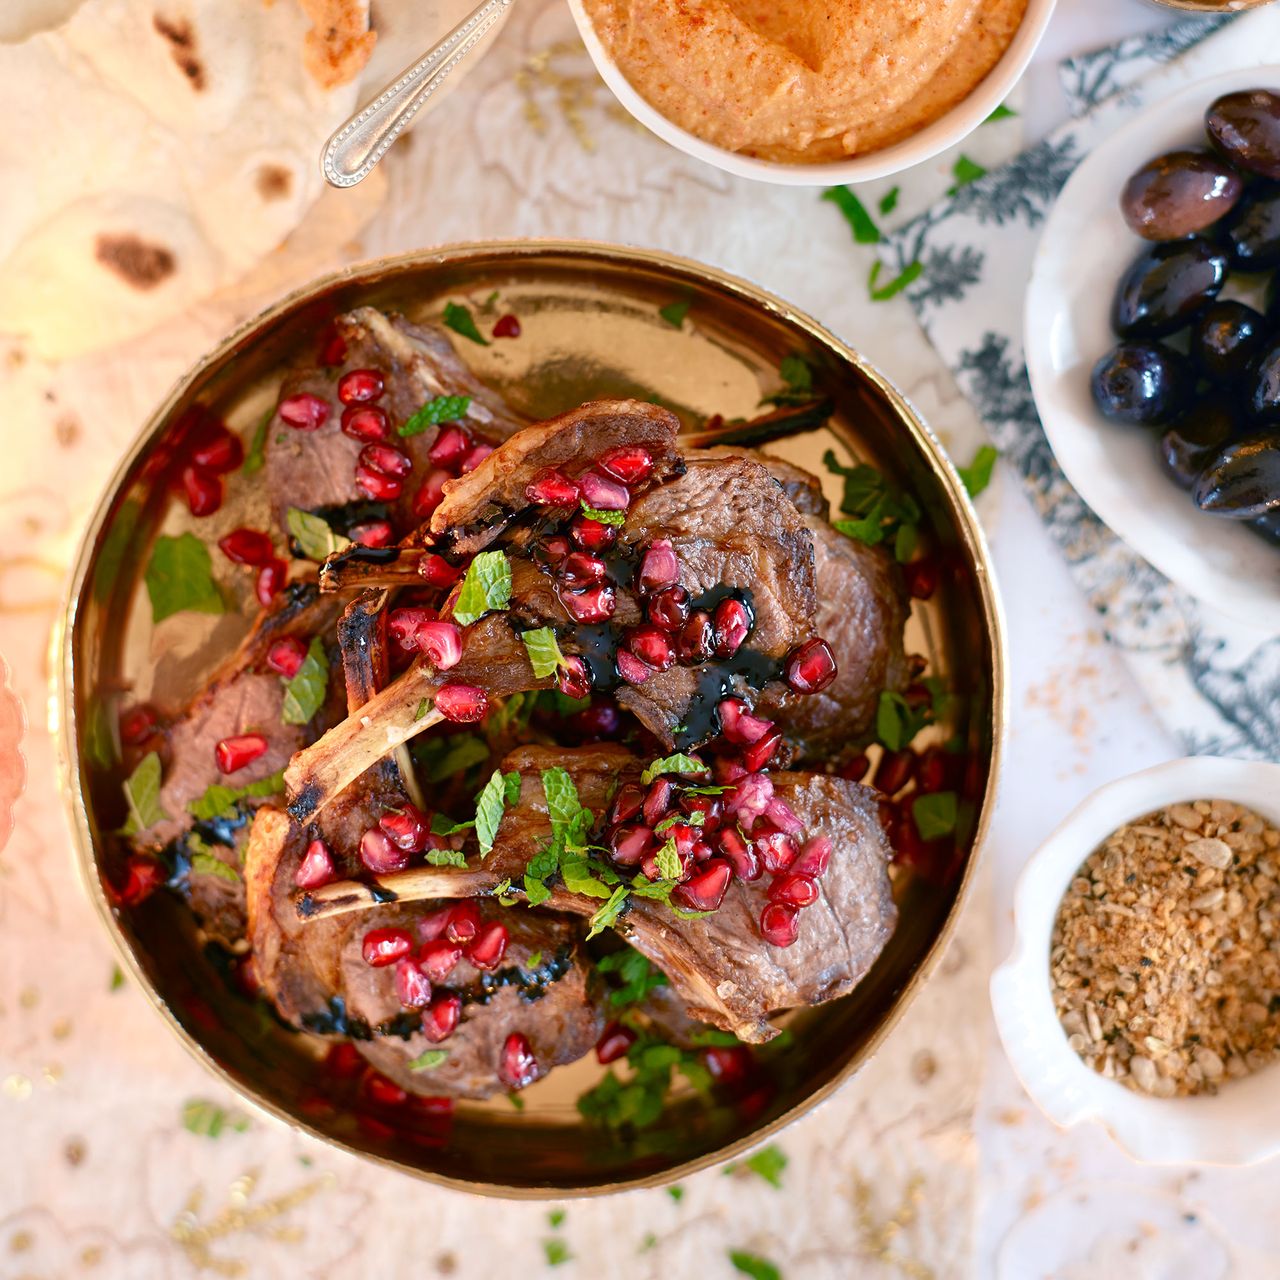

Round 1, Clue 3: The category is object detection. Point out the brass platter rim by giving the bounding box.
[55,238,1009,1198]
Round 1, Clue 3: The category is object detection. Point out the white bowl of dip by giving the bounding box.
[566,0,1057,186]
[991,756,1280,1166]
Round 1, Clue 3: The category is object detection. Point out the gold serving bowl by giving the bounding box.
[55,242,1006,1196]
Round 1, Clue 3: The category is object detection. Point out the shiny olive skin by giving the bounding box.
[1160,395,1240,489]
[1206,89,1280,180]
[1191,300,1269,381]
[1250,507,1280,546]
[1248,337,1280,424]
[1091,341,1194,427]
[1221,184,1280,271]
[1120,148,1244,240]
[1194,432,1280,518]
[1111,238,1229,338]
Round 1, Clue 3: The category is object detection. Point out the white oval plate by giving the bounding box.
[1024,65,1280,633]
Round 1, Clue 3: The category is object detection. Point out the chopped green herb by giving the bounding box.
[242,409,272,475]
[949,154,987,194]
[414,698,430,721]
[639,1234,657,1253]
[475,768,520,855]
[640,753,704,785]
[526,949,543,968]
[190,851,240,884]
[413,733,490,784]
[578,1036,706,1131]
[986,102,1017,122]
[822,185,881,244]
[120,751,169,836]
[426,847,469,868]
[543,1239,572,1267]
[110,965,125,992]
[443,301,489,345]
[182,1099,249,1138]
[84,700,117,771]
[587,884,630,940]
[398,394,472,438]
[144,534,224,623]
[667,1184,685,1203]
[729,1251,781,1280]
[654,837,682,882]
[579,501,626,526]
[521,626,569,679]
[430,813,475,836]
[878,186,900,216]
[286,507,350,561]
[658,297,691,328]
[407,1048,449,1072]
[912,790,959,841]
[761,353,818,408]
[188,770,286,822]
[867,259,923,301]
[453,550,512,626]
[507,1091,525,1110]
[957,444,998,499]
[876,690,928,752]
[598,948,666,1008]
[725,1144,788,1189]
[823,449,921,561]
[281,636,329,726]
[548,1208,566,1229]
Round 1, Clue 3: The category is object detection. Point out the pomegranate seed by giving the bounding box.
[917,747,950,794]
[338,368,385,404]
[256,558,288,606]
[415,620,463,670]
[561,584,616,624]
[535,535,571,569]
[647,585,690,633]
[627,625,675,671]
[219,527,274,566]
[754,825,798,874]
[116,855,165,905]
[643,779,674,827]
[325,1042,364,1079]
[119,704,158,746]
[435,683,488,723]
[672,858,733,911]
[785,637,838,694]
[357,1113,396,1139]
[557,655,593,700]
[189,423,243,473]
[362,927,413,967]
[570,702,622,740]
[445,901,482,944]
[395,957,432,1008]
[429,424,471,470]
[742,728,782,772]
[350,519,395,548]
[691,838,715,862]
[677,610,713,665]
[363,1072,408,1106]
[569,513,616,552]
[904,558,939,600]
[214,734,267,774]
[580,470,629,511]
[418,553,462,587]
[769,872,820,907]
[380,803,431,853]
[793,836,832,879]
[597,444,654,486]
[492,313,521,338]
[278,392,330,430]
[562,551,607,586]
[704,1044,753,1085]
[388,607,433,650]
[355,463,403,501]
[360,828,410,873]
[319,327,347,366]
[718,698,772,745]
[680,793,724,830]
[610,784,645,825]
[467,920,509,971]
[617,650,650,685]
[610,823,654,866]
[596,1020,636,1064]
[839,753,871,782]
[712,597,753,657]
[638,539,679,592]
[499,1032,540,1090]
[417,908,453,943]
[716,826,761,881]
[181,465,222,517]
[412,470,451,519]
[423,992,462,1042]
[340,404,390,442]
[669,823,699,857]
[460,443,493,473]
[266,638,309,679]
[765,797,803,835]
[525,468,580,507]
[419,938,464,982]
[760,900,800,947]
[296,838,336,889]
[876,749,916,796]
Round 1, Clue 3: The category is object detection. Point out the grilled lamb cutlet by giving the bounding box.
[266,307,526,542]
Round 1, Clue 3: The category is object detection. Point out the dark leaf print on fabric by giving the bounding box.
[946,135,1081,229]
[913,245,985,310]
[1183,631,1280,759]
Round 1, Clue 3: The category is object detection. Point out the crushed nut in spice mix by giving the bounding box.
[1050,799,1280,1097]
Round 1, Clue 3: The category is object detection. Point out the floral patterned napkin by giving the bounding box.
[880,11,1280,761]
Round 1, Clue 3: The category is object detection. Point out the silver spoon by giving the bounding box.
[321,0,515,189]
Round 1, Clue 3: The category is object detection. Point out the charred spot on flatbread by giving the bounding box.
[152,14,206,91]
[94,233,176,289]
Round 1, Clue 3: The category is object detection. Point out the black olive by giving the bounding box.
[1220,184,1280,271]
[1191,300,1269,381]
[1193,433,1280,518]
[1120,149,1244,241]
[1250,507,1280,546]
[1159,394,1240,489]
[1248,337,1280,424]
[1206,89,1280,181]
[1091,342,1194,427]
[1111,239,1229,338]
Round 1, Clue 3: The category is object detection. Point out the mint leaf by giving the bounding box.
[188,769,285,822]
[182,1099,249,1138]
[912,790,958,841]
[526,948,542,967]
[762,353,817,408]
[280,636,328,726]
[867,259,923,302]
[579,501,626,526]
[475,768,517,856]
[121,751,169,835]
[398,395,472,438]
[658,297,691,328]
[413,733,489,784]
[548,1208,566,1229]
[725,1144,788,1188]
[822,185,880,244]
[561,853,615,900]
[242,408,272,475]
[948,154,987,195]
[504,772,522,805]
[144,534,223,623]
[957,444,998,499]
[986,102,1017,122]
[430,814,474,836]
[521,626,568,679]
[641,753,704,785]
[598,948,666,1007]
[729,1251,781,1280]
[543,1239,572,1267]
[110,965,125,991]
[426,847,469,867]
[408,1048,448,1072]
[286,507,350,561]
[542,767,583,836]
[453,550,511,626]
[443,302,489,345]
[667,1185,684,1203]
[587,884,630,940]
[876,690,926,752]
[878,186,900,216]
[190,851,240,884]
[654,837,682,881]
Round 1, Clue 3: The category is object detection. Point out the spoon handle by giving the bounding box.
[321,0,514,189]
